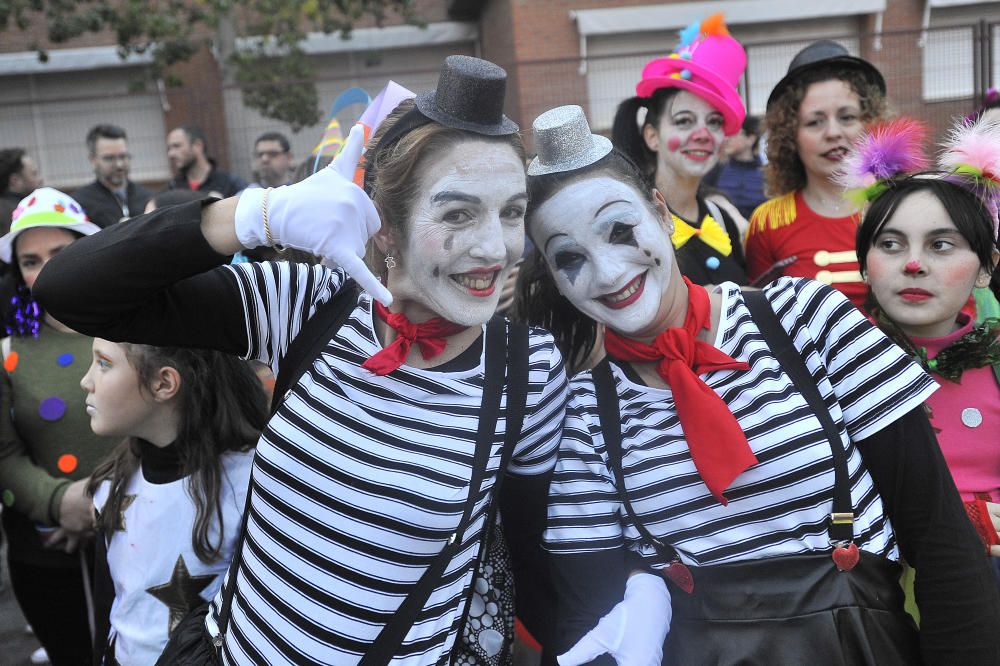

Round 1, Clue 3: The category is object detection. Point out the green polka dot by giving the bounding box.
[2,489,14,507]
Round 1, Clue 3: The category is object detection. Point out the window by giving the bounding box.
[744,38,861,115]
[922,25,975,100]
[0,67,169,189]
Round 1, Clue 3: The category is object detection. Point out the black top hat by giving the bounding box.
[415,55,519,136]
[766,40,886,111]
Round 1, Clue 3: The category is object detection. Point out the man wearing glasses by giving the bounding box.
[73,125,152,227]
[249,131,294,189]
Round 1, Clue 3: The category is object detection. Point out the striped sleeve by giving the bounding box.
[543,378,625,555]
[508,329,568,476]
[223,262,345,370]
[766,277,938,441]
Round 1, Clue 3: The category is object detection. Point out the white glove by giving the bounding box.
[235,125,392,306]
[558,572,672,666]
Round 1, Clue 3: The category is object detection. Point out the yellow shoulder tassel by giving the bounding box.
[747,193,797,236]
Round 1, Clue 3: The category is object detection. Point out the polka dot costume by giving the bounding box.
[0,326,117,528]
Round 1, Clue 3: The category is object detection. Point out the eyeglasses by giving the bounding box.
[97,153,131,164]
[254,149,288,160]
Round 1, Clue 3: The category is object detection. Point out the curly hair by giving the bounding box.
[764,64,888,196]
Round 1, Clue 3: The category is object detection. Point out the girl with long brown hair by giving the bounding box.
[84,342,267,664]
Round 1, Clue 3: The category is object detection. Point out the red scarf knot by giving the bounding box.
[604,278,755,505]
[362,302,467,376]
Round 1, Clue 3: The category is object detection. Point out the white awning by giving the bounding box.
[237,21,478,56]
[0,45,152,76]
[920,0,998,45]
[928,0,999,6]
[571,0,887,36]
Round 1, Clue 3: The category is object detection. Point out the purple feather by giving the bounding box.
[837,118,930,191]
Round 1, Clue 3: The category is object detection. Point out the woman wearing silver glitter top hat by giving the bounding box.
[516,104,1000,665]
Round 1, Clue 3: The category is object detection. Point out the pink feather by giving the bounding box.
[837,118,930,191]
[940,118,1000,239]
[939,118,1000,181]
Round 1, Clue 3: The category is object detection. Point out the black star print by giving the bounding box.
[146,554,216,633]
[117,494,137,532]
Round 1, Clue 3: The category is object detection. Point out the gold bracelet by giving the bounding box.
[261,187,285,252]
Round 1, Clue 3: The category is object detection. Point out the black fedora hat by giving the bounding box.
[415,55,519,136]
[766,40,886,111]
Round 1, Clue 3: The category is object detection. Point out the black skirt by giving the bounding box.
[663,551,922,666]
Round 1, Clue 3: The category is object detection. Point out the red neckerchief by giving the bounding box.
[362,302,467,376]
[604,277,756,505]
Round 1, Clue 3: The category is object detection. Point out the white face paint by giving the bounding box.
[389,140,527,326]
[531,176,678,337]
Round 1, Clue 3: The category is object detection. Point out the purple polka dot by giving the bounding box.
[57,353,74,367]
[39,397,66,422]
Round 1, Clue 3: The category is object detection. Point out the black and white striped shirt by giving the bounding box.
[29,201,567,665]
[197,262,567,664]
[545,278,936,567]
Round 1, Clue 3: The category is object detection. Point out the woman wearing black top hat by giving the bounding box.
[34,56,568,665]
[745,41,889,308]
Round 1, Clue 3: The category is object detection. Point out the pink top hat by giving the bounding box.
[636,14,747,136]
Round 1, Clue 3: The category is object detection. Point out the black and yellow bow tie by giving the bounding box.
[671,214,732,256]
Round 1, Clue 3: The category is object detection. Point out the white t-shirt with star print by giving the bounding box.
[94,449,253,665]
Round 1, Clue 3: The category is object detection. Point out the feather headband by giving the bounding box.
[836,118,930,205]
[939,118,1000,241]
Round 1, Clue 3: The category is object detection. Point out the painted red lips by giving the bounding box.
[600,272,646,309]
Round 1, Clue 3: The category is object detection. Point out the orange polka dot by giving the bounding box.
[4,351,18,373]
[57,453,78,474]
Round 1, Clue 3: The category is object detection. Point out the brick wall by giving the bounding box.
[480,0,523,128]
[163,47,232,171]
[864,0,981,139]
[502,0,666,143]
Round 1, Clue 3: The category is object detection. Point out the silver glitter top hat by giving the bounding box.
[527,105,613,176]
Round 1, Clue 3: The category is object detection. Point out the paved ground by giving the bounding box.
[0,538,44,666]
